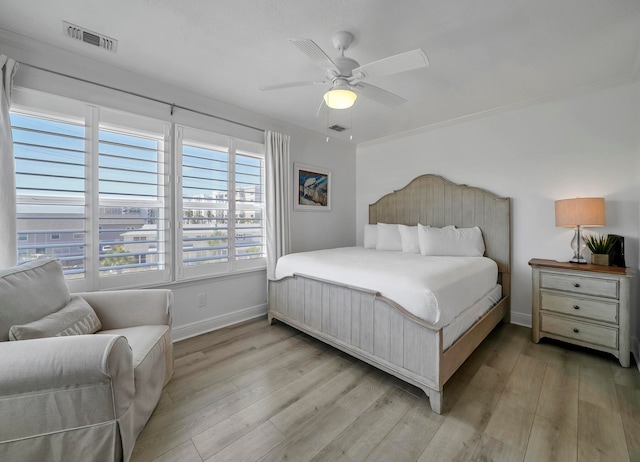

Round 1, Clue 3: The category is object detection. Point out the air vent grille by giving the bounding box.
[63,21,117,52]
[328,124,347,132]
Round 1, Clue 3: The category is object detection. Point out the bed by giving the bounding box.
[268,174,511,414]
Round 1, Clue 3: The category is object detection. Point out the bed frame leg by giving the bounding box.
[424,388,442,415]
[267,312,274,325]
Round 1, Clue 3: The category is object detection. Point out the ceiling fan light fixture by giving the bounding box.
[323,88,357,109]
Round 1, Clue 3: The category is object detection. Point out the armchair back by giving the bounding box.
[0,258,71,341]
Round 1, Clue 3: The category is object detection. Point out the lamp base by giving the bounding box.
[569,226,588,264]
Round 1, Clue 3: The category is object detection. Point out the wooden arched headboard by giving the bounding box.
[369,174,511,295]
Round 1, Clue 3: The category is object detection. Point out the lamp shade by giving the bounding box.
[555,197,606,228]
[323,88,357,109]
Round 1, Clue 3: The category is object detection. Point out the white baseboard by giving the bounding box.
[633,336,640,373]
[510,311,532,328]
[171,303,267,342]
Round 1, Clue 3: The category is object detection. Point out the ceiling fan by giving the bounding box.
[260,31,429,111]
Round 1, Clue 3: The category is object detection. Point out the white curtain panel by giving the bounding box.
[0,55,18,268]
[265,130,291,280]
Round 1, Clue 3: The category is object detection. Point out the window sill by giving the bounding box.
[156,266,267,290]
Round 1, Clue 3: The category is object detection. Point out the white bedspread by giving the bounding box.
[274,247,498,328]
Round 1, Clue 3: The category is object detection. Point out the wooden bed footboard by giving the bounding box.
[268,274,509,414]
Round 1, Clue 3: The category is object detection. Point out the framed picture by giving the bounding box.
[294,163,331,211]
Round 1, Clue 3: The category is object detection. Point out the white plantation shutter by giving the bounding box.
[12,108,88,282]
[178,126,265,279]
[97,109,170,288]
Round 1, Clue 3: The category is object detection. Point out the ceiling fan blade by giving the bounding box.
[289,38,340,73]
[352,49,429,79]
[353,82,407,107]
[260,80,326,91]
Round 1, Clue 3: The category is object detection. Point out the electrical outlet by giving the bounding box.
[198,293,207,307]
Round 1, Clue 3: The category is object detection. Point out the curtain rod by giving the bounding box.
[20,62,265,133]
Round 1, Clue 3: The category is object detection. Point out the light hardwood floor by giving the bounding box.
[131,317,640,462]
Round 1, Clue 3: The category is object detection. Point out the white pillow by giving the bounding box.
[376,223,402,251]
[398,225,420,253]
[9,296,102,341]
[363,224,377,249]
[418,224,485,256]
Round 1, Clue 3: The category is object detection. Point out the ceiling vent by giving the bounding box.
[328,124,347,132]
[63,21,117,52]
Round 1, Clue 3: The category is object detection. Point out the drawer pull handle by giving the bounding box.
[573,328,579,333]
[573,283,580,288]
[573,305,580,310]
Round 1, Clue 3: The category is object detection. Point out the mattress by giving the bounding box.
[274,247,499,328]
[442,284,502,349]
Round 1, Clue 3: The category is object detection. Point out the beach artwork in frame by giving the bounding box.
[294,163,331,211]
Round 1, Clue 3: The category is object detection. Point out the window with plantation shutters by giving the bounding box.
[11,89,265,290]
[11,91,171,291]
[178,126,265,279]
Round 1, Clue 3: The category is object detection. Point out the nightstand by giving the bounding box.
[529,258,634,367]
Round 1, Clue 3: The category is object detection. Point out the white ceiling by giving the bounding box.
[1,0,640,143]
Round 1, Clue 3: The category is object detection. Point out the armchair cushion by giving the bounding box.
[9,295,102,341]
[0,258,71,341]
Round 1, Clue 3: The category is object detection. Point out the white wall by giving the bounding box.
[357,82,640,350]
[0,29,356,340]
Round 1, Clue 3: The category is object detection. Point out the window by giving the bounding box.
[11,90,264,289]
[11,92,171,290]
[177,126,265,279]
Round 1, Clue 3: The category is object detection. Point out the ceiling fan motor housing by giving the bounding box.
[331,56,359,78]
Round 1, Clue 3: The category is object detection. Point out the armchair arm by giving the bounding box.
[74,289,173,330]
[0,335,134,444]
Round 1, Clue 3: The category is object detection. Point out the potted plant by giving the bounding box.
[584,233,616,265]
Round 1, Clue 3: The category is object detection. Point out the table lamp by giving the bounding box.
[555,197,605,263]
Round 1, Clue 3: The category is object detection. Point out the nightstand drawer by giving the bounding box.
[540,292,618,324]
[540,272,618,298]
[540,313,618,349]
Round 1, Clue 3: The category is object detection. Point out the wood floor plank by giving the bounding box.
[309,386,415,462]
[524,414,577,462]
[142,440,202,462]
[484,355,546,450]
[470,434,524,462]
[615,384,640,461]
[448,364,507,428]
[578,365,620,413]
[418,418,480,462]
[204,421,285,462]
[364,399,443,462]
[130,322,637,462]
[612,363,640,389]
[536,362,579,433]
[577,400,629,462]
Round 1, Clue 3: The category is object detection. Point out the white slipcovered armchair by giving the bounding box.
[0,258,173,462]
